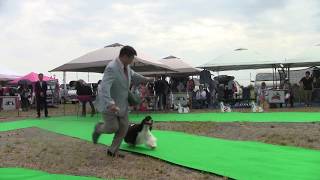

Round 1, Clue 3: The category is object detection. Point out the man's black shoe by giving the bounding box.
[92,131,100,144]
[107,150,115,157]
[107,150,125,158]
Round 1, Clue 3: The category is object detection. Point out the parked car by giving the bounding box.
[60,83,78,104]
[214,75,243,100]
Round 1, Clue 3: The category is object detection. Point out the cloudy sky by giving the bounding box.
[1,0,320,84]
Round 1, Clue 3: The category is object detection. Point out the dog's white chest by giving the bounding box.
[220,102,231,112]
[135,126,157,148]
[136,127,149,144]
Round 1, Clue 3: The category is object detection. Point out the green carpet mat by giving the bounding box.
[129,112,320,122]
[0,168,103,180]
[4,112,320,123]
[1,116,320,180]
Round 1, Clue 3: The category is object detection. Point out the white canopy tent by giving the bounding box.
[49,43,177,115]
[198,48,282,71]
[285,44,320,68]
[50,43,175,73]
[199,46,320,88]
[0,66,21,81]
[198,48,284,88]
[140,55,201,76]
[199,45,320,72]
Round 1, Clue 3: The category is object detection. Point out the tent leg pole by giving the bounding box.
[63,71,66,116]
[272,67,275,88]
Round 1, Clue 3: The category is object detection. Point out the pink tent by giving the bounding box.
[10,72,56,84]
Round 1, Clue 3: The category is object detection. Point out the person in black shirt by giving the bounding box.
[154,76,169,110]
[154,77,162,110]
[76,80,96,116]
[299,71,314,106]
[19,85,30,111]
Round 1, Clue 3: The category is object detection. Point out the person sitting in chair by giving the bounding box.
[195,85,207,108]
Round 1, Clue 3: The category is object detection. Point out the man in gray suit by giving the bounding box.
[93,46,149,158]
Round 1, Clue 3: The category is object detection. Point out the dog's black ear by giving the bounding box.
[141,116,150,125]
[145,116,152,120]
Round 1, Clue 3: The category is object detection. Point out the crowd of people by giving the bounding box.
[0,72,318,116]
[126,70,319,110]
[1,54,319,116]
[125,75,247,110]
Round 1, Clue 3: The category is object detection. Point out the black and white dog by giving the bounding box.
[124,116,157,149]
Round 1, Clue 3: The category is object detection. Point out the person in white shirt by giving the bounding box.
[257,82,268,110]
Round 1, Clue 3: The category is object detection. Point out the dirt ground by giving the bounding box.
[1,104,320,179]
[0,128,224,180]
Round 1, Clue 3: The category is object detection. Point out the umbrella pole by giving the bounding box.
[272,67,275,89]
[287,66,290,82]
[275,67,278,89]
[165,71,168,112]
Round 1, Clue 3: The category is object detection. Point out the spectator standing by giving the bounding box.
[257,82,268,110]
[19,85,30,111]
[299,71,314,107]
[76,80,96,117]
[35,73,48,118]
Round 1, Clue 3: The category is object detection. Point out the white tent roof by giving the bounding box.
[50,43,175,73]
[161,56,201,73]
[140,55,201,76]
[199,48,282,71]
[285,44,320,68]
[0,66,21,81]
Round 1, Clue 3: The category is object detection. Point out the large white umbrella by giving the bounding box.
[199,48,281,71]
[50,43,175,73]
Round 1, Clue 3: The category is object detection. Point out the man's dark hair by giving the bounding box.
[38,73,43,76]
[306,71,310,75]
[119,46,137,57]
